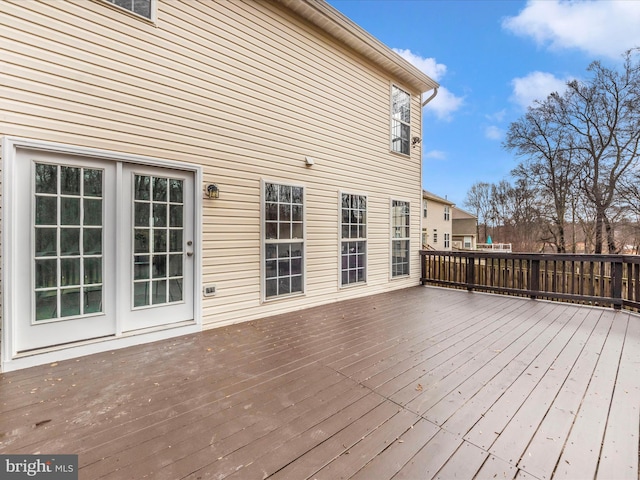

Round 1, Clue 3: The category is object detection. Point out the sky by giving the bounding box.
[327,0,640,208]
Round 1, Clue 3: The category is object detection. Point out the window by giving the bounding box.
[104,0,153,19]
[433,229,438,244]
[464,236,472,249]
[444,233,450,249]
[264,182,304,299]
[391,85,411,155]
[423,199,428,218]
[391,200,410,277]
[444,206,450,221]
[341,193,366,286]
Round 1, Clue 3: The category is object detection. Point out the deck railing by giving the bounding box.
[420,250,640,311]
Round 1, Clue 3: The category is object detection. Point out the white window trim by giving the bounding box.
[444,233,450,249]
[100,0,158,23]
[444,206,450,221]
[338,190,368,288]
[1,137,202,371]
[260,179,306,303]
[390,83,411,156]
[390,198,411,279]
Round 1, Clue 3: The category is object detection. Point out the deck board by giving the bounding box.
[1,286,638,479]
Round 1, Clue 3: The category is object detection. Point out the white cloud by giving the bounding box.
[392,48,447,81]
[393,48,464,121]
[424,150,447,160]
[424,87,464,121]
[486,109,507,122]
[485,126,503,140]
[510,71,570,110]
[503,0,640,59]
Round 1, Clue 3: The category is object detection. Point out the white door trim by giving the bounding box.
[2,137,203,372]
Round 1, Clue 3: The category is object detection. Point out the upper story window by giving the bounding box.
[423,199,428,218]
[391,85,411,155]
[444,206,450,221]
[104,0,153,19]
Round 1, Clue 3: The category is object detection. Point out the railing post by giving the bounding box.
[420,251,426,285]
[530,258,540,299]
[612,258,623,310]
[466,256,475,291]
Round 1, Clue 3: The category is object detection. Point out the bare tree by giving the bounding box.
[464,182,492,242]
[561,50,640,253]
[505,96,580,252]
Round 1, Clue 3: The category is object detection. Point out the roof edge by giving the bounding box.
[274,0,439,93]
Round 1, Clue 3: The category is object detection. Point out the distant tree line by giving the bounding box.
[465,49,640,254]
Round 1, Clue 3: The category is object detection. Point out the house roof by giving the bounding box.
[452,206,477,220]
[274,0,439,94]
[422,189,455,206]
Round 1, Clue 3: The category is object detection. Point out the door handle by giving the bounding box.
[186,251,193,257]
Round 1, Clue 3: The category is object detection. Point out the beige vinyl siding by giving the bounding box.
[0,0,424,327]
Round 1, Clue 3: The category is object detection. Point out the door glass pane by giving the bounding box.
[134,175,150,200]
[61,167,80,195]
[84,286,102,313]
[134,255,150,280]
[61,228,80,255]
[60,258,80,286]
[35,228,57,256]
[169,279,182,302]
[135,203,150,227]
[83,228,102,255]
[170,179,183,203]
[153,177,167,202]
[61,288,81,316]
[84,169,103,197]
[169,230,182,252]
[152,280,167,304]
[169,205,183,227]
[61,197,80,225]
[169,254,183,276]
[33,163,104,321]
[84,199,102,225]
[134,282,149,307]
[35,291,57,321]
[153,230,167,252]
[35,197,57,225]
[84,257,102,284]
[35,259,57,288]
[135,229,150,253]
[35,164,57,194]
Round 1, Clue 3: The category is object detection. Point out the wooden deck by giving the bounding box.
[1,286,639,479]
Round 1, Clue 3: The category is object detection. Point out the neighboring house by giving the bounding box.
[422,190,454,251]
[0,0,438,371]
[452,206,478,250]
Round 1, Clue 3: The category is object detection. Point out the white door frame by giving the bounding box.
[2,137,203,372]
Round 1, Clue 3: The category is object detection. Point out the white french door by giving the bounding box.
[120,164,194,331]
[13,150,195,353]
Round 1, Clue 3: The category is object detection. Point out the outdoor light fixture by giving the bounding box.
[206,183,220,199]
[411,136,422,147]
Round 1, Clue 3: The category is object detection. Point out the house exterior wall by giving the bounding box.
[422,196,453,251]
[452,217,478,249]
[0,0,431,368]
